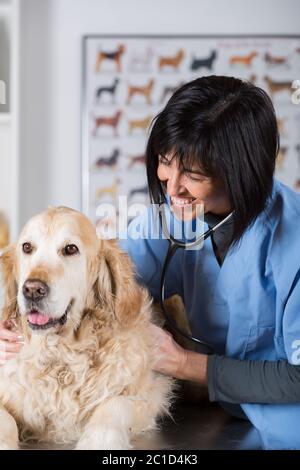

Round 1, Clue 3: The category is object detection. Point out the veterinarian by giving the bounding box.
[118,76,300,450]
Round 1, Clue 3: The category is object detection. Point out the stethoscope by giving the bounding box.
[158,202,234,354]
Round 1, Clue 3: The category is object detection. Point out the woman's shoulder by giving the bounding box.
[237,179,300,253]
[263,179,300,229]
[258,179,300,295]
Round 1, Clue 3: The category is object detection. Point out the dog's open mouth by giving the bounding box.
[27,302,73,330]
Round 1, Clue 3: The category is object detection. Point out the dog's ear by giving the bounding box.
[0,244,19,323]
[94,239,144,327]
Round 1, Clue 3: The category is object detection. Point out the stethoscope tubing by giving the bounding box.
[159,204,234,354]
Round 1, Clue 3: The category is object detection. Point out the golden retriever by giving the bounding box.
[0,206,173,450]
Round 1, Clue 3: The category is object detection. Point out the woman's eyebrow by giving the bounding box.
[182,166,206,176]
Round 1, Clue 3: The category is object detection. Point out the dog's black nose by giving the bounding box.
[22,279,49,301]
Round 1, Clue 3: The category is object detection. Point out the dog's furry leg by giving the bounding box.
[0,407,19,450]
[75,396,133,450]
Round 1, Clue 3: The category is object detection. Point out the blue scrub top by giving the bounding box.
[119,179,300,449]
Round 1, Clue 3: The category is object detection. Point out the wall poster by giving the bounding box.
[82,35,300,233]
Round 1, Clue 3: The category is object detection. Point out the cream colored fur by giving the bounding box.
[0,207,173,450]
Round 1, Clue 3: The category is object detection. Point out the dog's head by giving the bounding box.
[0,206,143,337]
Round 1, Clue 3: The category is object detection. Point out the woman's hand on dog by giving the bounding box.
[149,323,208,384]
[0,321,24,363]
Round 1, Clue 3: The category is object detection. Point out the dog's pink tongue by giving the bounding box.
[28,312,50,325]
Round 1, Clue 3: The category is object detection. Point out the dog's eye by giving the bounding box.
[63,244,79,256]
[22,242,33,254]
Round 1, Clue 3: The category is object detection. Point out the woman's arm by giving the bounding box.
[207,354,300,404]
[150,324,300,404]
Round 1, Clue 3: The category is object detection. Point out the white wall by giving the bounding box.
[19,0,300,229]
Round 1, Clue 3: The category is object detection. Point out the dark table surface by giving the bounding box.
[132,402,262,450]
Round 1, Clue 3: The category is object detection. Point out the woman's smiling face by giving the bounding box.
[157,152,231,220]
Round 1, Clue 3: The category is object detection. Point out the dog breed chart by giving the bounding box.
[82,36,300,227]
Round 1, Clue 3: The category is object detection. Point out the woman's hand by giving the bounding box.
[149,323,208,384]
[0,320,24,364]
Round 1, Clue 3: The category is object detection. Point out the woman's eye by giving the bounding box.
[63,244,79,256]
[22,242,33,254]
[185,173,205,182]
[158,155,171,166]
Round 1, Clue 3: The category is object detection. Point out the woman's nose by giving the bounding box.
[167,170,184,196]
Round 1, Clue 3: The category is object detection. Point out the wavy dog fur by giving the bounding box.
[0,207,173,449]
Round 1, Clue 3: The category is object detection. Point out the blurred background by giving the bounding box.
[0,0,300,246]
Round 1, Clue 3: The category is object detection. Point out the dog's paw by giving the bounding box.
[75,427,130,450]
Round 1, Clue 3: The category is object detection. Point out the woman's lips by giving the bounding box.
[170,196,204,221]
[170,196,196,207]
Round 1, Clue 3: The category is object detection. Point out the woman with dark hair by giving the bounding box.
[120,76,300,450]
